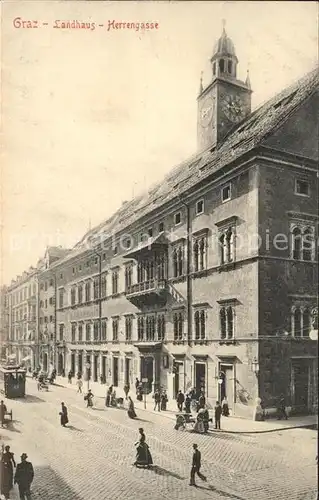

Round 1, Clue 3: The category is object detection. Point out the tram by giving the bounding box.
[0,365,26,398]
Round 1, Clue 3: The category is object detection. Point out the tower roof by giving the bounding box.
[211,21,237,61]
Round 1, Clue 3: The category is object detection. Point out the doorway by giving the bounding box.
[43,353,48,372]
[78,352,83,375]
[195,363,206,396]
[58,353,64,375]
[125,358,131,386]
[113,357,119,387]
[140,357,154,393]
[101,356,106,381]
[173,362,184,398]
[71,353,75,375]
[219,364,234,409]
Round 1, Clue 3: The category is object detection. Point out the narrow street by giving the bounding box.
[1,379,317,500]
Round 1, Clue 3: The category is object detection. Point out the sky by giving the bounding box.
[1,0,318,285]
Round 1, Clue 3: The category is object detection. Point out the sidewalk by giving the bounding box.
[46,375,318,434]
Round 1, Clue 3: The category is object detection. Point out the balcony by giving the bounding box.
[125,279,168,307]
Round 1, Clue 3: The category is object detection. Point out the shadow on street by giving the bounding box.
[149,465,185,480]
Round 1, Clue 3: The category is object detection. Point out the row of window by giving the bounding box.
[60,307,235,343]
[291,306,317,337]
[10,283,37,306]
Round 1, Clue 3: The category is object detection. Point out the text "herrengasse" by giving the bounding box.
[12,17,159,31]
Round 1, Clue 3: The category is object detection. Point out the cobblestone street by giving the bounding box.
[1,379,317,500]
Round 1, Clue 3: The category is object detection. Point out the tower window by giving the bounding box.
[212,62,216,76]
[219,59,225,73]
[228,61,232,74]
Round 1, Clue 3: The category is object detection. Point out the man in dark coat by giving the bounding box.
[189,444,207,486]
[0,400,7,427]
[14,453,34,500]
[176,390,185,412]
[153,390,161,412]
[214,401,222,429]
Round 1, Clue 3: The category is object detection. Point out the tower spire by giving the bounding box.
[245,69,251,89]
[199,71,203,94]
[222,18,226,34]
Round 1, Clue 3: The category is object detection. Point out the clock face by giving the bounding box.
[199,97,215,127]
[222,95,244,123]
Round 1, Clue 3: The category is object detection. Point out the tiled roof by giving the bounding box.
[55,68,319,268]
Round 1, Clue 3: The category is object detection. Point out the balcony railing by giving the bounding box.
[126,279,167,297]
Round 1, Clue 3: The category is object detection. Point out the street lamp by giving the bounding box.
[252,357,259,375]
[85,362,91,391]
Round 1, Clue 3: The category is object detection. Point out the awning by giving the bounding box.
[124,232,169,259]
[134,342,162,352]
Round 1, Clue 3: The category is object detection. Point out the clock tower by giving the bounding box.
[197,22,252,151]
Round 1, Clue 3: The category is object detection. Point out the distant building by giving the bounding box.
[0,285,9,360]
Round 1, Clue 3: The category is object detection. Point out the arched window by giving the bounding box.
[178,248,183,276]
[213,62,216,76]
[199,238,206,270]
[302,227,313,261]
[173,249,178,277]
[227,307,234,338]
[85,323,91,341]
[292,227,302,260]
[228,60,232,74]
[157,314,165,341]
[78,284,83,304]
[194,311,200,340]
[226,229,234,262]
[219,234,226,264]
[220,308,227,339]
[85,282,91,302]
[138,317,144,341]
[193,240,199,272]
[293,308,302,337]
[219,59,225,73]
[200,311,206,340]
[302,309,311,337]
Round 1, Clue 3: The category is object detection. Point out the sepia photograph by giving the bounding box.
[0,1,318,499]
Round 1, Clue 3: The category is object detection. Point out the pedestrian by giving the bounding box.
[134,428,153,468]
[222,397,230,416]
[0,400,7,427]
[105,385,113,407]
[214,401,222,430]
[123,384,130,400]
[160,391,168,411]
[184,394,191,414]
[59,402,69,427]
[76,378,83,394]
[2,445,16,490]
[176,390,185,412]
[198,391,206,411]
[67,370,72,384]
[153,389,161,412]
[85,389,94,408]
[277,394,288,420]
[127,396,137,419]
[189,443,207,486]
[135,378,140,392]
[14,453,34,500]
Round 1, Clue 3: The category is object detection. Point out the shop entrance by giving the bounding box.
[113,357,119,387]
[195,363,206,397]
[219,364,234,410]
[140,357,153,393]
[292,360,309,413]
[125,358,131,386]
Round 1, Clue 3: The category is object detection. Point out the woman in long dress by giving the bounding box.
[1,445,16,498]
[127,397,137,419]
[59,402,69,427]
[134,428,153,468]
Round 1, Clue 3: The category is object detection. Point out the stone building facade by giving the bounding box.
[4,26,318,418]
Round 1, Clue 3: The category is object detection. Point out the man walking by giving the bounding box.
[214,401,222,429]
[189,443,207,486]
[14,453,34,500]
[76,378,83,394]
[176,390,185,412]
[0,400,7,427]
[153,389,161,412]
